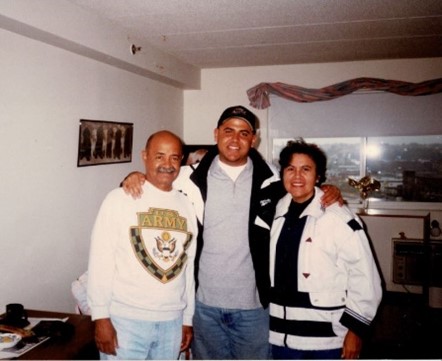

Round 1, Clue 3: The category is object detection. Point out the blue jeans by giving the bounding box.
[192,300,270,360]
[100,314,182,360]
[271,345,342,360]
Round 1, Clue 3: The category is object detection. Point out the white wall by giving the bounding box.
[0,0,200,89]
[0,28,183,313]
[183,58,442,156]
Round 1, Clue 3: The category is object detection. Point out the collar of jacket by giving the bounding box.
[275,187,325,220]
[189,146,276,201]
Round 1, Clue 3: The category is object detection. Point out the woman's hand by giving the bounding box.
[342,330,362,359]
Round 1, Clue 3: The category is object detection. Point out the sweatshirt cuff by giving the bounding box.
[183,314,193,327]
[90,306,110,321]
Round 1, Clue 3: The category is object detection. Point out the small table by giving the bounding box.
[16,309,98,360]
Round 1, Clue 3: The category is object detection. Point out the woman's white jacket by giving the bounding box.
[269,188,382,338]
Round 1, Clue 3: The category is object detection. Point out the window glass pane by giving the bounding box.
[272,135,442,204]
[366,135,442,202]
[306,137,362,202]
[272,138,292,167]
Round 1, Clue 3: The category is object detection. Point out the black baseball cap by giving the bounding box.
[217,105,257,133]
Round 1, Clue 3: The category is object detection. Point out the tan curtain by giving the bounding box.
[247,77,442,109]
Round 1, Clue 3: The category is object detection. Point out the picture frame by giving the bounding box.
[77,119,133,167]
[182,144,212,165]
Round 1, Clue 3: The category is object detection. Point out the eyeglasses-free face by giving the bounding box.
[283,153,319,203]
[214,117,256,166]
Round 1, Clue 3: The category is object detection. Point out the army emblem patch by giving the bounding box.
[130,207,192,283]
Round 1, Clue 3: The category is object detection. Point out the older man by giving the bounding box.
[88,131,197,360]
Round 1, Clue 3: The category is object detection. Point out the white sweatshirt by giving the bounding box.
[87,182,197,326]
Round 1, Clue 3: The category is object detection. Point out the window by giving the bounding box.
[366,136,442,202]
[272,135,442,204]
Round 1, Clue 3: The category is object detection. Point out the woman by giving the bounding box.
[269,139,382,359]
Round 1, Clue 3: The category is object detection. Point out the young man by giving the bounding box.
[122,106,342,359]
[88,131,197,360]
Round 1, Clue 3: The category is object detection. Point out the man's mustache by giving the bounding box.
[158,166,177,174]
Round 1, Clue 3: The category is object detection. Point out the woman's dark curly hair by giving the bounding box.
[278,138,327,186]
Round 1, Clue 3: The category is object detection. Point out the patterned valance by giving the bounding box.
[247,77,442,109]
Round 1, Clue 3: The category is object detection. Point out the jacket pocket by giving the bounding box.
[309,291,347,309]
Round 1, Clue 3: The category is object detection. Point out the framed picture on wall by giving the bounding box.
[182,144,212,165]
[77,119,133,167]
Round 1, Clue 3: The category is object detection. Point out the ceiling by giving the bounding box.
[69,0,442,69]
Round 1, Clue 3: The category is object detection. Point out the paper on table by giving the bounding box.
[0,317,68,359]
